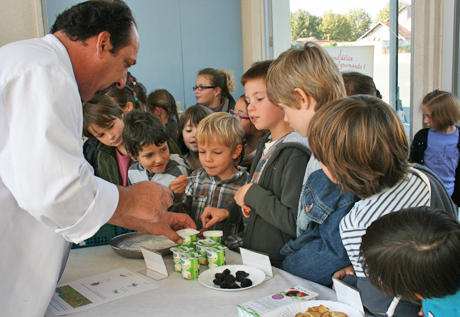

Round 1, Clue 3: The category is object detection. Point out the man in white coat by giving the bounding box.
[0,1,195,316]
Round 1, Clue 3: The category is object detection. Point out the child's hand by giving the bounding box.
[234,183,253,207]
[332,265,355,280]
[169,175,188,194]
[200,207,229,229]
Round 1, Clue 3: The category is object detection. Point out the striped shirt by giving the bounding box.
[128,154,189,187]
[340,167,431,277]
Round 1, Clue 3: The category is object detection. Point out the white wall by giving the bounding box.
[0,0,43,46]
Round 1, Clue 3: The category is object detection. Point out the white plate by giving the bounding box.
[280,300,364,317]
[198,264,265,292]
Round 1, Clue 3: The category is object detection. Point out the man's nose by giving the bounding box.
[116,72,128,89]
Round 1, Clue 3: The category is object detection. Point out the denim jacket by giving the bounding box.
[280,169,357,286]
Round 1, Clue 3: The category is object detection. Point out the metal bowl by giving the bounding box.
[110,232,174,259]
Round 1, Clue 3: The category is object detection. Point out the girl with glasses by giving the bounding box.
[194,67,236,113]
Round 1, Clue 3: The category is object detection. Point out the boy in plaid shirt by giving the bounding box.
[179,112,249,245]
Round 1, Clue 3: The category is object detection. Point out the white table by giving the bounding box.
[46,246,336,317]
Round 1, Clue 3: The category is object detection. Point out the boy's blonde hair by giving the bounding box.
[308,95,409,198]
[267,42,346,110]
[196,112,244,149]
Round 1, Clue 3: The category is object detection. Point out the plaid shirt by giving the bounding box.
[128,154,189,187]
[183,167,249,241]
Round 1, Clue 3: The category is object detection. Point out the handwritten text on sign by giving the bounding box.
[325,45,374,77]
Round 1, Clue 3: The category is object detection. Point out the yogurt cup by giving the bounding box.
[196,239,217,265]
[176,228,199,246]
[202,230,223,244]
[180,253,199,280]
[206,245,226,269]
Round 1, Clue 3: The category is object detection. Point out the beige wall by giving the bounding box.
[0,0,44,46]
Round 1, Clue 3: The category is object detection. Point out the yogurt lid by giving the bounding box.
[202,230,223,238]
[176,228,200,238]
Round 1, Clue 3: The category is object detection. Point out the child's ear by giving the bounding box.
[123,101,134,113]
[232,144,243,160]
[293,88,317,110]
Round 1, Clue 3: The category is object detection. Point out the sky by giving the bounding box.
[289,0,411,19]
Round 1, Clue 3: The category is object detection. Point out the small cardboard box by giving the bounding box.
[237,286,318,317]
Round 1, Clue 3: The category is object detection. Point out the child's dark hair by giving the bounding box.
[83,94,123,137]
[342,71,382,99]
[178,105,212,153]
[126,72,147,109]
[122,110,169,158]
[421,89,460,131]
[241,60,273,86]
[146,89,179,121]
[105,85,142,111]
[361,207,460,301]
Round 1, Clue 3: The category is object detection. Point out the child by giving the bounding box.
[361,207,460,317]
[106,85,143,113]
[266,42,355,285]
[147,89,180,144]
[232,95,265,169]
[194,68,235,112]
[307,95,457,315]
[83,94,131,186]
[123,110,189,196]
[182,112,249,243]
[233,60,310,267]
[410,90,460,205]
[178,105,212,171]
[81,94,132,247]
[342,71,382,98]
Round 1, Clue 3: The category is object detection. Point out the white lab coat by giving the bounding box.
[0,35,118,316]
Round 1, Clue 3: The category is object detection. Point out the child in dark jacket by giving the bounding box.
[81,94,131,247]
[234,61,310,267]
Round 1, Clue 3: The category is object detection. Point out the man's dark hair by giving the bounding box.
[361,207,460,301]
[50,0,136,53]
[123,110,169,158]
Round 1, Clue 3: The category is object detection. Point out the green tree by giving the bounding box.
[377,6,390,23]
[290,10,322,42]
[346,9,371,40]
[319,11,352,41]
[377,2,406,23]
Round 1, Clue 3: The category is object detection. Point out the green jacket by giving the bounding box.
[78,138,130,248]
[243,133,310,267]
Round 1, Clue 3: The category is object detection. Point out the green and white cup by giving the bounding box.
[196,239,217,265]
[180,253,199,280]
[202,230,223,244]
[206,245,226,269]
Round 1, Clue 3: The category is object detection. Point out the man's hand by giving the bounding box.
[169,175,188,194]
[109,181,173,230]
[140,212,196,243]
[333,265,355,280]
[200,207,229,229]
[234,183,252,207]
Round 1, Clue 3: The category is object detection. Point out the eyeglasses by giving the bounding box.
[230,109,250,120]
[193,85,216,91]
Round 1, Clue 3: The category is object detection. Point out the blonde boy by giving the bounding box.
[182,112,249,243]
[263,43,357,285]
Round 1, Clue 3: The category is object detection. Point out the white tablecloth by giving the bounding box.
[45,246,336,317]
